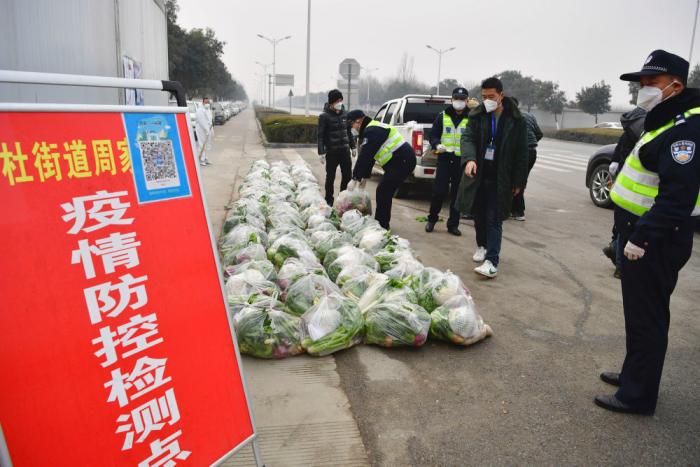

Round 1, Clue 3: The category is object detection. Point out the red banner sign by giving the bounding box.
[0,110,254,466]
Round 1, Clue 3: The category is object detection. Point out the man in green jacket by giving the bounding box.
[458,77,528,278]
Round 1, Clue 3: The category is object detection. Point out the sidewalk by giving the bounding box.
[198,109,369,467]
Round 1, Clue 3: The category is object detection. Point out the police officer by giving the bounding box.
[595,50,700,415]
[425,87,470,235]
[347,109,417,230]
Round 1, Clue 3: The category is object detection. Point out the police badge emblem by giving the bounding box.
[671,140,695,164]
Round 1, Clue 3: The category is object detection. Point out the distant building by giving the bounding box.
[0,0,169,105]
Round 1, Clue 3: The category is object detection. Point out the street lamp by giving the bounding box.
[305,0,311,116]
[361,66,378,111]
[254,61,272,106]
[258,33,292,110]
[426,45,456,95]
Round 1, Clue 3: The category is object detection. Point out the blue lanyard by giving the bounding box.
[490,114,497,144]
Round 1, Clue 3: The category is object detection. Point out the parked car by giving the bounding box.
[373,94,452,197]
[594,122,623,129]
[211,102,226,125]
[585,144,615,208]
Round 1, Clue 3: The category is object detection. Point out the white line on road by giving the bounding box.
[537,151,590,162]
[536,157,587,171]
[282,148,304,164]
[531,164,570,173]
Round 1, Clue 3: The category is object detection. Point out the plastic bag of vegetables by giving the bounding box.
[234,303,305,359]
[277,257,326,293]
[222,243,268,267]
[300,294,364,356]
[335,264,376,288]
[220,225,268,251]
[354,225,389,253]
[309,230,351,262]
[364,301,431,348]
[323,245,379,282]
[267,234,317,268]
[383,258,425,282]
[333,187,372,216]
[341,271,386,302]
[340,209,366,235]
[429,295,493,346]
[357,275,418,312]
[224,259,277,281]
[225,269,280,309]
[285,274,341,316]
[412,268,471,312]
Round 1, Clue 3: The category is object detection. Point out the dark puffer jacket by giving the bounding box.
[317,103,355,155]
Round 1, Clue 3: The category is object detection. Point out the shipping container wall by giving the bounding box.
[0,0,169,106]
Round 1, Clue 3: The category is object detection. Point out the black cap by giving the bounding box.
[346,109,366,121]
[452,87,468,99]
[620,49,690,84]
[328,89,343,104]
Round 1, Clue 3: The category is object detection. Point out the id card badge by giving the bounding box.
[485,144,495,161]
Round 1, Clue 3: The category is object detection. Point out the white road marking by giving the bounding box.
[282,148,304,164]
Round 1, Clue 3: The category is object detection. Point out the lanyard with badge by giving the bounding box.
[485,114,496,161]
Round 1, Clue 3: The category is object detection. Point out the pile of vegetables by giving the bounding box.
[222,159,491,359]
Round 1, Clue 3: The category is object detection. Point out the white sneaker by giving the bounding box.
[472,246,487,263]
[474,260,498,278]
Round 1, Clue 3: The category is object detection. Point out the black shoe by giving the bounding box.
[447,226,462,236]
[593,394,654,415]
[602,243,616,266]
[600,372,620,387]
[425,221,435,232]
[613,267,621,279]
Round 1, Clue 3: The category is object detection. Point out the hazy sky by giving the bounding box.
[177,0,700,108]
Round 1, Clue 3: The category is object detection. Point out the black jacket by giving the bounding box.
[611,107,646,164]
[615,88,700,247]
[522,111,543,148]
[317,103,355,155]
[428,106,470,150]
[456,97,529,220]
[352,118,413,180]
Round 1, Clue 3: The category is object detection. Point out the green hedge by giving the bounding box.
[544,127,623,145]
[258,111,319,143]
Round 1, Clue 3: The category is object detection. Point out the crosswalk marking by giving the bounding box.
[536,155,588,169]
[531,164,570,173]
[537,152,590,163]
[281,148,304,164]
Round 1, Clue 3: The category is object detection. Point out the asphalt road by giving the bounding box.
[265,136,700,466]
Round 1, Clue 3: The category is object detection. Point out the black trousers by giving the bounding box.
[428,153,462,228]
[511,148,537,216]
[325,148,352,205]
[615,225,693,411]
[375,154,416,230]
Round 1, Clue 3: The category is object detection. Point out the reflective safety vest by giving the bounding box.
[611,106,700,217]
[440,112,468,156]
[366,120,406,166]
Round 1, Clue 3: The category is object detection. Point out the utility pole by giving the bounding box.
[258,34,291,110]
[426,45,456,95]
[305,0,311,117]
[255,61,271,106]
[690,0,700,64]
[347,63,352,110]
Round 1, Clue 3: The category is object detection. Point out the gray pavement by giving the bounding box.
[204,109,700,466]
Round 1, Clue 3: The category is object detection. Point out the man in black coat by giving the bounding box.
[317,89,355,205]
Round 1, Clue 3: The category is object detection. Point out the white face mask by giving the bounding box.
[333,102,343,111]
[452,100,466,111]
[636,81,678,111]
[351,128,359,136]
[483,99,499,113]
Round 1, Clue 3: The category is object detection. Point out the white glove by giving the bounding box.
[359,178,367,188]
[351,149,357,158]
[319,154,326,165]
[347,180,357,191]
[609,162,619,176]
[624,241,645,261]
[436,144,448,153]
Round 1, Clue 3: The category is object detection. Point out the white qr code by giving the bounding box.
[138,140,181,190]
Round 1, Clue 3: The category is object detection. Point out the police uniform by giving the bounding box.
[351,117,417,230]
[596,50,700,414]
[427,90,469,232]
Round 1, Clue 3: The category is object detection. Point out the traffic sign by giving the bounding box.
[274,74,294,86]
[288,89,294,97]
[339,58,360,79]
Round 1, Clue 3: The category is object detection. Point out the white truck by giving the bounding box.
[372,94,452,196]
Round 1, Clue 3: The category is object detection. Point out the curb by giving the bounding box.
[254,115,317,149]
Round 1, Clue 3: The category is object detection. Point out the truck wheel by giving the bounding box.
[589,163,613,208]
